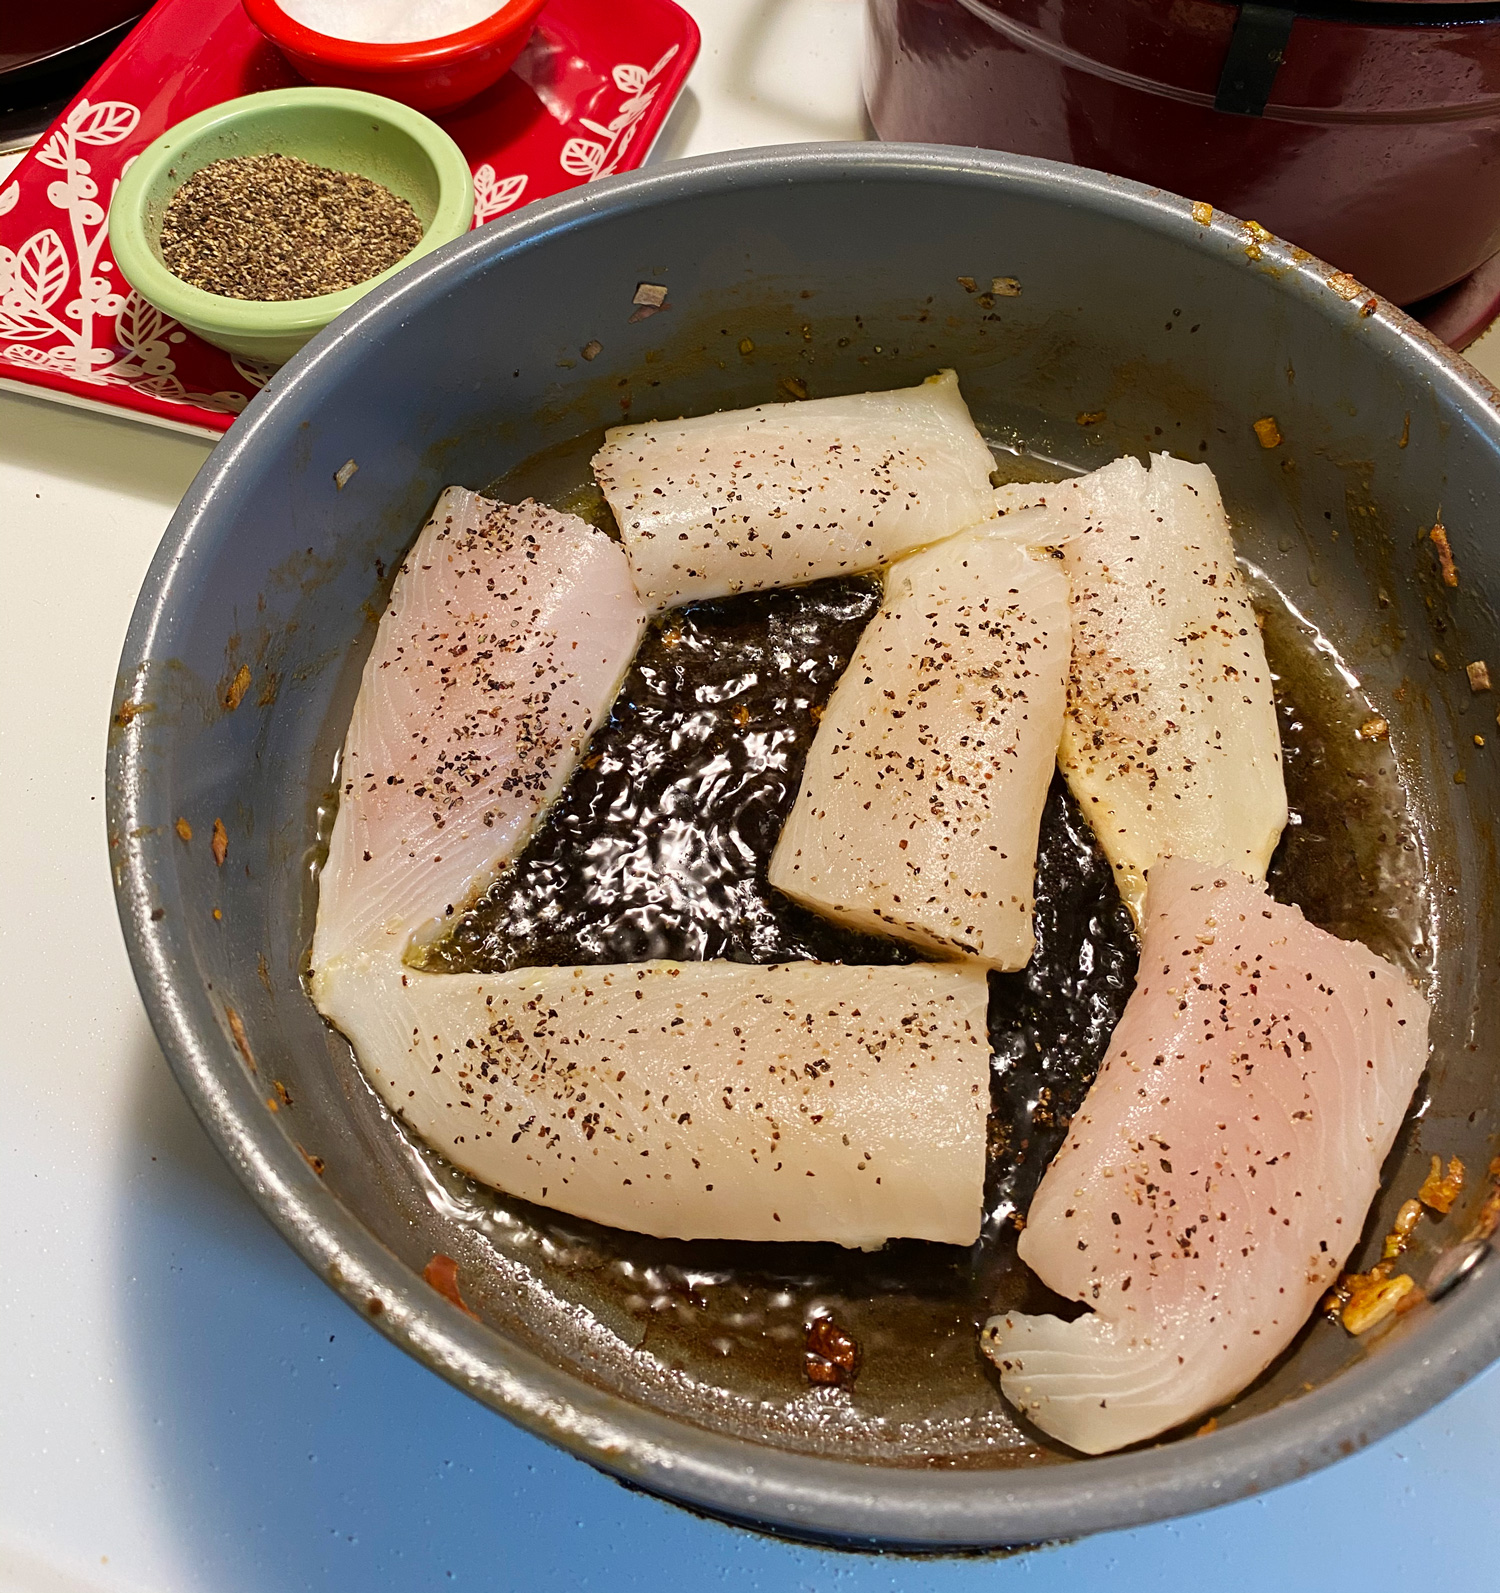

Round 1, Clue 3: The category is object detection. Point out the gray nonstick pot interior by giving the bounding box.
[107,144,1500,1550]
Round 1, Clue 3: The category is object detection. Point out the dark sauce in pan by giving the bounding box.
[419,578,910,975]
[382,457,1429,1464]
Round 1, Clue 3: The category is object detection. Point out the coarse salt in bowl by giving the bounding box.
[241,0,549,113]
[276,0,504,44]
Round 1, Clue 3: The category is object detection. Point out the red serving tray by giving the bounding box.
[0,0,698,436]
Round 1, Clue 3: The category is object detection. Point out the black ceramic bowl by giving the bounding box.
[107,144,1500,1549]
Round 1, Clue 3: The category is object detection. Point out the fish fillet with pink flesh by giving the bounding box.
[310,488,647,975]
[981,858,1429,1454]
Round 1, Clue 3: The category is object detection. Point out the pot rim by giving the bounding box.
[948,0,1500,126]
[107,140,1500,1550]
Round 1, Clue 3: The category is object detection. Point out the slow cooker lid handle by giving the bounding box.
[1214,3,1295,117]
[1215,0,1500,118]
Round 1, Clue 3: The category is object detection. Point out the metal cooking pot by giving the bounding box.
[865,0,1500,306]
[107,144,1500,1550]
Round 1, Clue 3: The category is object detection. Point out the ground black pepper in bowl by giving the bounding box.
[158,153,424,301]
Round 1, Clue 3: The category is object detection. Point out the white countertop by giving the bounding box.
[1,5,1497,1591]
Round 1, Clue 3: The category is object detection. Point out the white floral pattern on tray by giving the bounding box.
[470,45,681,223]
[0,99,251,413]
[471,167,529,227]
[561,47,681,180]
[0,0,698,435]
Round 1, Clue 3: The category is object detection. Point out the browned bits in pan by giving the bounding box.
[1252,416,1282,449]
[114,698,153,726]
[222,663,252,710]
[629,283,669,322]
[1328,1152,1468,1332]
[1341,1271,1418,1335]
[1429,523,1459,586]
[1242,219,1273,260]
[225,1005,255,1071]
[805,1315,860,1387]
[1419,1154,1465,1214]
[424,1253,477,1317]
[1474,1156,1500,1241]
[1381,1198,1423,1260]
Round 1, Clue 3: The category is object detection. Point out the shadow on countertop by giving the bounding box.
[113,1025,1500,1593]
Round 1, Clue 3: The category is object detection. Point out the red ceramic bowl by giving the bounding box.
[241,0,549,113]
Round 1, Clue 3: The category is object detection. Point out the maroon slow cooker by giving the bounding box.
[866,0,1500,306]
[0,0,146,78]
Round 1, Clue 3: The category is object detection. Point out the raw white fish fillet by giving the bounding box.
[995,455,1287,923]
[981,859,1430,1454]
[593,370,999,611]
[310,488,646,975]
[768,527,1069,967]
[314,955,993,1246]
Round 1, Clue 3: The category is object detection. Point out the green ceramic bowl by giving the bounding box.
[109,87,474,365]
